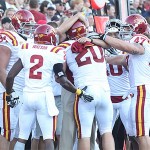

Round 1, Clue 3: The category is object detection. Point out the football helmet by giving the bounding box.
[125,14,148,34]
[34,24,56,45]
[119,23,134,40]
[66,20,87,40]
[11,9,36,35]
[105,19,123,33]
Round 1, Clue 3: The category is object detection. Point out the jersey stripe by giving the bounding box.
[58,42,71,48]
[22,43,29,49]
[2,31,18,46]
[50,47,62,53]
[3,92,11,141]
[74,95,82,139]
[136,85,146,136]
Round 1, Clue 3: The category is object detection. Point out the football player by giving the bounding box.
[64,20,115,150]
[5,24,93,150]
[0,9,35,150]
[89,14,150,150]
[105,19,131,150]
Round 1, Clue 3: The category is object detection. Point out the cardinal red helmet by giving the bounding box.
[34,24,56,45]
[66,20,87,40]
[11,9,35,34]
[125,14,148,34]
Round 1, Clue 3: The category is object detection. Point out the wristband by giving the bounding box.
[76,89,82,95]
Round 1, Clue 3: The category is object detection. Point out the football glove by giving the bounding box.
[76,86,94,102]
[86,32,101,39]
[99,33,107,41]
[6,90,20,108]
[122,89,134,100]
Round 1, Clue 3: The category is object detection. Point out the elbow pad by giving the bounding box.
[53,63,65,77]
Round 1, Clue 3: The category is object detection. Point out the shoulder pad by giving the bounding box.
[0,31,18,46]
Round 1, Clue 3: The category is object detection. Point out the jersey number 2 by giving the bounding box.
[29,55,43,79]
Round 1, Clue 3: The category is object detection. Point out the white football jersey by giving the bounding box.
[128,34,150,87]
[52,41,72,96]
[19,43,65,92]
[0,30,25,93]
[66,42,109,88]
[107,62,130,96]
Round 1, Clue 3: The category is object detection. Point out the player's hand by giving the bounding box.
[122,89,134,100]
[76,86,94,102]
[6,90,20,108]
[77,37,91,44]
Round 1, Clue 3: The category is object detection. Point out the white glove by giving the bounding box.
[122,89,134,100]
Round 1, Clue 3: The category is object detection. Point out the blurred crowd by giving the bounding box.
[0,0,149,31]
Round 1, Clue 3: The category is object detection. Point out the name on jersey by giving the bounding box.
[32,45,48,50]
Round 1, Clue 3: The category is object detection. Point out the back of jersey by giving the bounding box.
[66,43,109,88]
[19,43,65,92]
[0,30,25,93]
[106,51,130,96]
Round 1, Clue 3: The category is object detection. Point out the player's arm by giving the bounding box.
[6,58,23,95]
[0,46,11,88]
[53,63,77,93]
[53,63,93,102]
[101,35,145,55]
[106,54,127,67]
[77,37,110,49]
[57,12,89,43]
[58,12,89,34]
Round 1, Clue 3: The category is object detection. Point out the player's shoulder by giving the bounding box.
[50,45,65,54]
[58,40,74,49]
[0,30,25,46]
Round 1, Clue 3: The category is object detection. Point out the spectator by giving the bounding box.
[0,9,4,29]
[3,8,16,19]
[83,0,91,8]
[104,3,116,19]
[86,11,95,32]
[23,0,30,9]
[130,0,141,14]
[0,0,6,12]
[1,17,14,30]
[0,9,4,20]
[70,0,85,12]
[47,4,56,22]
[70,0,93,17]
[29,0,47,23]
[39,0,49,15]
[54,0,65,18]
[141,0,150,19]
[5,0,20,10]
[39,0,52,4]
[51,15,61,26]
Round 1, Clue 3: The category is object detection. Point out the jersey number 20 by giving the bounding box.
[75,47,104,67]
